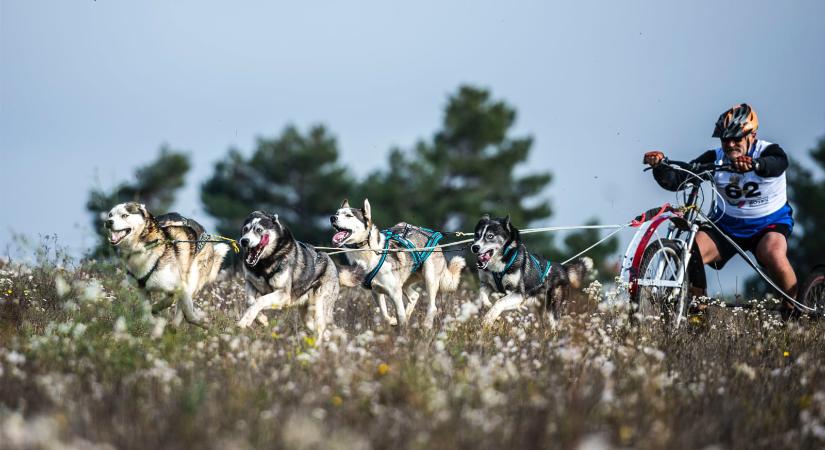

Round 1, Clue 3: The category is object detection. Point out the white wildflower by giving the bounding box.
[55,275,70,298]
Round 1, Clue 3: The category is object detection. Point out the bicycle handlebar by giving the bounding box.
[643,158,735,174]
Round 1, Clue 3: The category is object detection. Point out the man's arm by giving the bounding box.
[754,144,789,177]
[651,150,716,191]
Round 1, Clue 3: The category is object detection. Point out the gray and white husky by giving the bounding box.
[237,211,339,343]
[104,202,230,327]
[330,199,466,328]
[472,214,592,327]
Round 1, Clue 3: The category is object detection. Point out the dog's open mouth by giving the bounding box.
[477,250,493,269]
[245,233,270,266]
[331,226,352,247]
[109,228,131,246]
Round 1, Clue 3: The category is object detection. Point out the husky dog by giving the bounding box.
[237,211,339,342]
[472,214,593,327]
[330,199,466,328]
[104,202,230,327]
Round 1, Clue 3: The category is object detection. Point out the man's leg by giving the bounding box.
[695,231,723,265]
[689,231,724,299]
[754,232,797,313]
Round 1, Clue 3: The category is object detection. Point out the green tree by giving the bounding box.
[86,146,191,257]
[787,135,825,279]
[359,85,617,274]
[361,86,551,235]
[201,125,356,245]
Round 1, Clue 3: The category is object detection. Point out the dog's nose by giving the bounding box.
[105,219,113,229]
[471,244,480,253]
[330,215,337,224]
[240,237,249,248]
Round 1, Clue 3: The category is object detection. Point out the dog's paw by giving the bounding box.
[387,316,398,326]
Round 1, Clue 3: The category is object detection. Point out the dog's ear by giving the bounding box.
[362,199,372,225]
[503,215,520,245]
[481,213,491,222]
[124,202,148,218]
[341,199,350,208]
[269,213,280,226]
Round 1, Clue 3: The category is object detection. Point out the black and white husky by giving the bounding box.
[330,199,466,328]
[472,214,592,327]
[237,211,339,343]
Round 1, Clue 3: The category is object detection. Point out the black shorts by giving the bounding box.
[700,223,792,270]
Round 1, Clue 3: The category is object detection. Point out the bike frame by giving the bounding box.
[624,163,722,299]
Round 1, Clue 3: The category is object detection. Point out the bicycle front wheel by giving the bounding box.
[632,239,690,329]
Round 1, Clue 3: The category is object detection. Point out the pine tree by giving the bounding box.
[201,125,356,246]
[360,85,616,272]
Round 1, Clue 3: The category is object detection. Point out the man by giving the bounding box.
[642,103,796,316]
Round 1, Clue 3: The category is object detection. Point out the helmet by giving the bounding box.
[712,103,758,139]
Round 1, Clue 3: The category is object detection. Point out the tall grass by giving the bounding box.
[1,247,824,449]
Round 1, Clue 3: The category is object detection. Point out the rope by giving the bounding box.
[561,224,630,265]
[317,223,628,264]
[451,224,626,237]
[317,238,473,256]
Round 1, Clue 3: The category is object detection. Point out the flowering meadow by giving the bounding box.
[1,246,824,449]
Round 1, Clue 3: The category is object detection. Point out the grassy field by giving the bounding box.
[1,246,824,450]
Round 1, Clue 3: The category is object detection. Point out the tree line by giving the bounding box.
[93,84,738,279]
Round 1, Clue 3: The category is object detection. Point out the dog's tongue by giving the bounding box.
[478,251,492,264]
[332,230,349,245]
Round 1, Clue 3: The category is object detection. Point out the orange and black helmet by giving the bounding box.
[712,103,759,139]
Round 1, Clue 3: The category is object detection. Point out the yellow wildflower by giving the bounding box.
[377,363,390,376]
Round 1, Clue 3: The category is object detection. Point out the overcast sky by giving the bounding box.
[2,0,824,294]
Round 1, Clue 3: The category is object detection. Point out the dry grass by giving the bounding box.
[1,250,824,450]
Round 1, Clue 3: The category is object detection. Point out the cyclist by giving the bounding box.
[642,103,796,317]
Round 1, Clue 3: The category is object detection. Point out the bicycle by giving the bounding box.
[622,159,735,329]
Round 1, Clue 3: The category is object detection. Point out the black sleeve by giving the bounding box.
[754,144,788,177]
[651,150,716,191]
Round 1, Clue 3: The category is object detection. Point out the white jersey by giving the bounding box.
[713,139,787,219]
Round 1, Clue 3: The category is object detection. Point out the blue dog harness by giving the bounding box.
[362,225,444,289]
[492,246,553,294]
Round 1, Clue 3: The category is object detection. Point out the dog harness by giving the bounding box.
[491,246,553,294]
[362,225,444,289]
[126,240,162,288]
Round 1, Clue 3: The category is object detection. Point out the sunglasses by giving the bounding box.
[721,134,752,149]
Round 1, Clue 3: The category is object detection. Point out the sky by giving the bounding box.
[2,0,825,295]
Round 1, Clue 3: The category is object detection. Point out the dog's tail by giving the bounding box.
[338,265,364,288]
[439,256,466,292]
[563,256,593,289]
